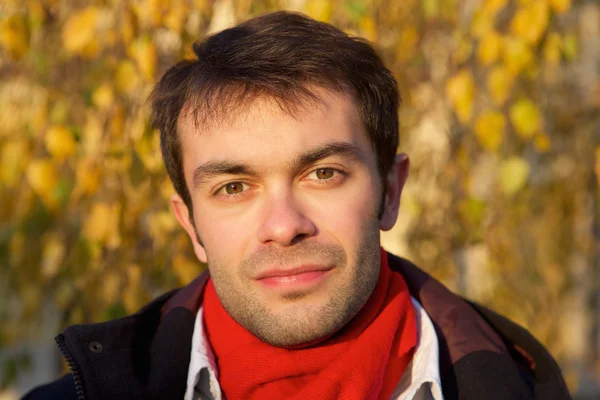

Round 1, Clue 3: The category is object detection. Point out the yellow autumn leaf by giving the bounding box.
[83,203,112,242]
[26,159,59,198]
[359,17,377,42]
[422,0,439,19]
[484,0,509,16]
[487,66,515,106]
[455,101,473,124]
[447,70,475,104]
[470,9,494,39]
[72,159,100,199]
[115,60,140,94]
[0,15,29,59]
[83,202,121,247]
[135,134,163,172]
[500,156,530,196]
[133,0,163,29]
[503,36,534,74]
[62,6,101,55]
[511,1,549,45]
[0,140,29,187]
[549,0,572,13]
[164,0,188,33]
[129,37,157,81]
[80,39,101,59]
[477,31,503,66]
[305,0,333,22]
[92,84,114,110]
[45,125,77,161]
[528,0,550,39]
[510,98,542,139]
[475,111,506,151]
[446,70,476,123]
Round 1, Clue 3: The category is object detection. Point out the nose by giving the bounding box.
[256,191,317,246]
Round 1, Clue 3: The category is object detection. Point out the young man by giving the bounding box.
[25,11,570,400]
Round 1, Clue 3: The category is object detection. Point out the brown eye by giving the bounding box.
[315,168,334,179]
[225,182,244,194]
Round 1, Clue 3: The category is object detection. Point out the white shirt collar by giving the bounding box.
[185,297,443,400]
[391,298,444,400]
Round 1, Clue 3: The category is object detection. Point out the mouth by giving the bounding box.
[255,265,334,290]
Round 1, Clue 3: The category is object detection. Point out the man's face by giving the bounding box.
[173,89,403,347]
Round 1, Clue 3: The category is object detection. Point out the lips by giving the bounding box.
[255,264,333,280]
[254,265,334,290]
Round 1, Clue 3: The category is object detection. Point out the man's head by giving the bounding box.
[150,11,409,347]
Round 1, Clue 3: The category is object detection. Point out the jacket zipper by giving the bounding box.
[56,334,85,400]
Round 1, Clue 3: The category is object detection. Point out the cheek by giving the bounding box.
[309,177,381,244]
[193,210,255,267]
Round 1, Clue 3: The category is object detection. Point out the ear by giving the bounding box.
[170,193,208,263]
[380,153,410,231]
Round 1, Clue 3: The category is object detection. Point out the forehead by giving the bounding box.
[176,89,374,170]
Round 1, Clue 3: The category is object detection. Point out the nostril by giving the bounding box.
[290,233,310,245]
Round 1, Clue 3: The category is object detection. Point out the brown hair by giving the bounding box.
[150,11,400,216]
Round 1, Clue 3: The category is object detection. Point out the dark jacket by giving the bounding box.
[23,253,572,400]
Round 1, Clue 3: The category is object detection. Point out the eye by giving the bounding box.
[225,182,244,194]
[314,168,335,180]
[215,181,249,196]
[305,167,346,183]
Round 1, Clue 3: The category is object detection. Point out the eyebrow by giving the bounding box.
[191,141,365,188]
[192,161,260,188]
[291,141,365,171]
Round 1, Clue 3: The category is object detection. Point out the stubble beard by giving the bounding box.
[207,223,382,348]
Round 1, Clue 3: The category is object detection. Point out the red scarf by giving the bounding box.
[203,249,417,400]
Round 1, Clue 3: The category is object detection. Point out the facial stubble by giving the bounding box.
[207,220,382,348]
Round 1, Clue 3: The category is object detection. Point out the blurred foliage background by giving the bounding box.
[0,0,599,396]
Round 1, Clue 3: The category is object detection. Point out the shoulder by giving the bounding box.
[386,252,571,400]
[22,374,78,400]
[21,285,190,400]
[467,301,572,400]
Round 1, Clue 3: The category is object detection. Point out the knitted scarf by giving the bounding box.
[203,249,417,400]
